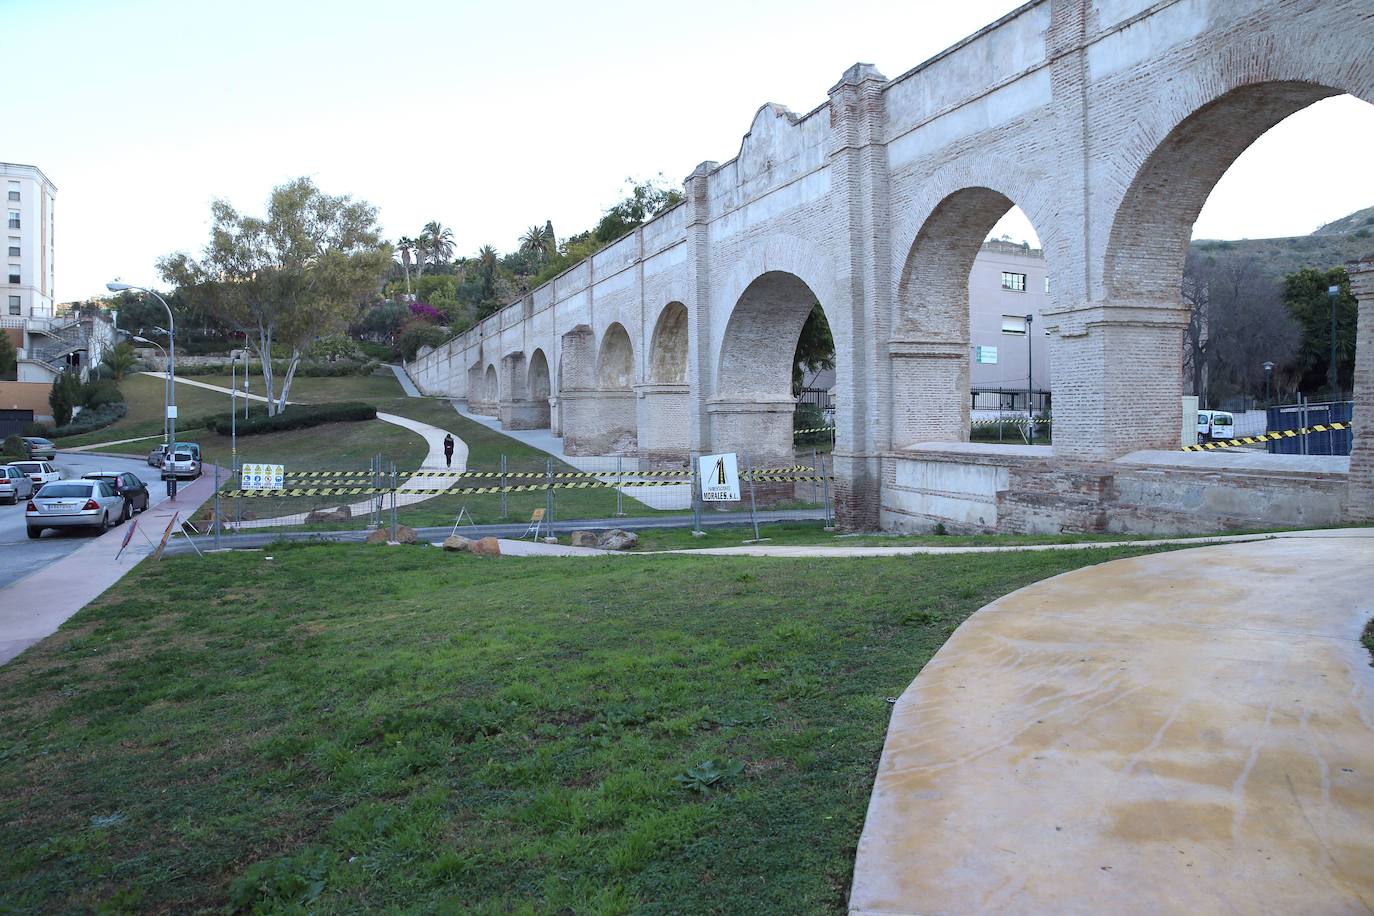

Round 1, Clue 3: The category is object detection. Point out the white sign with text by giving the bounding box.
[699,452,741,502]
[242,463,285,489]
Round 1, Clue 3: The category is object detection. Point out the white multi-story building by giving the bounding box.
[3,162,55,320]
[0,162,108,388]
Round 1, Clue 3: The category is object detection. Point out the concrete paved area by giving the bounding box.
[0,464,219,666]
[386,363,423,397]
[0,452,173,589]
[850,535,1374,915]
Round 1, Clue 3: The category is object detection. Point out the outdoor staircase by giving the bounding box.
[26,319,87,373]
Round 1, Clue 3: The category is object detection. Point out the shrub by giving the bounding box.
[100,341,138,380]
[398,323,451,361]
[203,401,376,437]
[51,402,128,438]
[310,335,364,362]
[48,372,82,427]
[2,434,27,457]
[356,339,399,362]
[81,378,123,408]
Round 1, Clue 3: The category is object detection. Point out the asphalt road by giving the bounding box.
[0,451,173,589]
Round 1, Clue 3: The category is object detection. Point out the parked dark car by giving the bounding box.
[82,471,151,521]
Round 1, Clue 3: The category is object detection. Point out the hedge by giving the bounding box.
[51,402,129,438]
[202,401,376,437]
[178,359,381,379]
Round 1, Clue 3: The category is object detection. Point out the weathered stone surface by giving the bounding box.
[442,535,474,552]
[569,530,599,548]
[364,529,388,545]
[394,525,418,545]
[399,0,1372,534]
[471,536,502,557]
[597,529,638,551]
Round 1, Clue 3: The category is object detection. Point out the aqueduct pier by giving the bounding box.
[407,0,1374,534]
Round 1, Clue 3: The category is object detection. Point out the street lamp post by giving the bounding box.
[1328,284,1341,400]
[1025,313,1035,445]
[1263,360,1275,406]
[132,334,171,447]
[108,281,177,497]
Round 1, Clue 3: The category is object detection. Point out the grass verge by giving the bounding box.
[0,542,1166,912]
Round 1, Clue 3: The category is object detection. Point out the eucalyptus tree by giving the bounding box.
[159,177,391,415]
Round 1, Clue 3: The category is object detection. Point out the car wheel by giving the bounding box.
[100,511,110,532]
[120,501,131,523]
[27,527,40,539]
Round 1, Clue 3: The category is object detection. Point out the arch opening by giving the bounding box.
[648,302,689,384]
[892,189,1052,448]
[597,323,634,390]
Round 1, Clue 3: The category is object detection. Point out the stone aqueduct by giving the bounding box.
[408,0,1374,533]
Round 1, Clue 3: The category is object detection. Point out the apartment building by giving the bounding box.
[3,162,55,320]
[968,238,1051,406]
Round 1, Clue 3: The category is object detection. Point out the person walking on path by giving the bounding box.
[443,433,455,469]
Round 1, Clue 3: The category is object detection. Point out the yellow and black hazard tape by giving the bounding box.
[794,426,836,435]
[1181,421,1351,452]
[971,417,1051,426]
[221,474,834,499]
[278,464,816,482]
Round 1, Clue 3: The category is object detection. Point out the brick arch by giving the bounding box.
[1100,37,1374,302]
[484,364,498,402]
[597,322,634,390]
[527,347,551,400]
[648,301,689,384]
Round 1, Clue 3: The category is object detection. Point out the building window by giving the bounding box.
[1001,271,1026,292]
[1044,276,1051,294]
[7,265,18,284]
[7,295,19,315]
[6,181,17,202]
[1001,315,1028,335]
[6,245,17,258]
[6,211,17,230]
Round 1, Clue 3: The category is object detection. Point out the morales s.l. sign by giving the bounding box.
[699,452,740,502]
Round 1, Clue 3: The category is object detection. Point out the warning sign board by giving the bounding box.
[242,463,285,489]
[699,452,740,502]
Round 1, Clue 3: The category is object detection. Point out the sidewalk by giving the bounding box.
[0,469,221,666]
[849,534,1374,914]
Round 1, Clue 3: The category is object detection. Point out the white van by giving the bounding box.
[1197,410,1235,443]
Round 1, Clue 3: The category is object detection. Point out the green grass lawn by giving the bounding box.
[0,542,1166,913]
[53,374,231,451]
[185,371,406,404]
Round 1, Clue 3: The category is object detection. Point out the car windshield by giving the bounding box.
[37,483,92,499]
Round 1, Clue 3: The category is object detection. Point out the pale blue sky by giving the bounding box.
[7,0,1373,301]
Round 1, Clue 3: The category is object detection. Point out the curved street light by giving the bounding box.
[108,281,179,497]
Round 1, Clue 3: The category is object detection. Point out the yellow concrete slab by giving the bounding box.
[850,538,1374,915]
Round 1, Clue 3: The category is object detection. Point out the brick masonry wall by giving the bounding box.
[399,0,1373,530]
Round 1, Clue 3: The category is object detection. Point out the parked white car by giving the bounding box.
[7,460,63,488]
[165,450,201,479]
[0,466,35,505]
[27,479,123,538]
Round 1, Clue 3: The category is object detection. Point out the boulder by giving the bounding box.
[240,509,258,521]
[442,535,474,552]
[364,529,388,545]
[569,530,600,548]
[597,529,638,551]
[471,537,502,557]
[395,525,418,545]
[305,506,352,524]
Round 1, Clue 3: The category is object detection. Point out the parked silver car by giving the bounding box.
[21,437,57,460]
[147,445,168,467]
[26,479,123,539]
[0,466,35,505]
[165,450,201,479]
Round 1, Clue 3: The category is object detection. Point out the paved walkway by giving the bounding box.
[140,375,469,528]
[387,363,423,397]
[0,468,221,666]
[850,532,1374,915]
[64,433,164,453]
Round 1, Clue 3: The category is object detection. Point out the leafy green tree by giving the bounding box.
[159,177,391,415]
[422,222,454,268]
[48,372,81,427]
[593,177,684,244]
[1283,266,1358,396]
[100,341,138,380]
[792,304,835,394]
[354,301,408,342]
[397,322,451,361]
[0,330,16,381]
[396,237,417,295]
[519,224,554,261]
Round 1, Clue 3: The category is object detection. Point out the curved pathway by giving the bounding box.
[144,374,468,527]
[850,534,1374,915]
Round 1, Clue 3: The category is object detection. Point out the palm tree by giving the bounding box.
[519,224,554,261]
[396,236,416,295]
[422,221,455,267]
